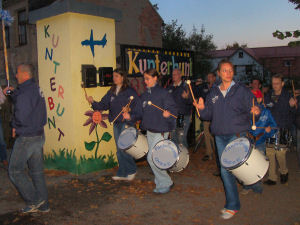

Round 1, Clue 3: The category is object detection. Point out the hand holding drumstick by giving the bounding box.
[251,98,260,130]
[186,80,200,117]
[112,96,134,123]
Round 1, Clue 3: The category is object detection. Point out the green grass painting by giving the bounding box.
[44,148,118,174]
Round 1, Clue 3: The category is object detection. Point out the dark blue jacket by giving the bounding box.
[199,81,257,136]
[296,95,300,129]
[249,104,277,146]
[11,78,47,137]
[140,84,177,132]
[264,88,296,129]
[167,82,192,115]
[92,87,142,126]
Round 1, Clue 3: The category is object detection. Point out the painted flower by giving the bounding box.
[83,110,108,135]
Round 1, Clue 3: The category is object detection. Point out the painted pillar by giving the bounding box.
[36,12,117,174]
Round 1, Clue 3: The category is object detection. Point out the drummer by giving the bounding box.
[140,68,177,194]
[193,59,260,220]
[241,81,277,195]
[264,74,297,185]
[86,68,142,181]
[167,68,192,147]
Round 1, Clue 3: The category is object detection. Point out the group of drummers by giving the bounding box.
[86,59,298,220]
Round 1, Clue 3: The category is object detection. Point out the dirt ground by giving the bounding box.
[0,145,300,225]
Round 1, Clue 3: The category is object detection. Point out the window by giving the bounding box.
[18,9,27,45]
[245,65,252,75]
[238,51,243,58]
[5,26,10,48]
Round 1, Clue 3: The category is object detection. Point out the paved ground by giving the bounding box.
[0,145,300,225]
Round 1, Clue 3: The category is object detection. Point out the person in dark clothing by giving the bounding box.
[194,59,260,220]
[0,86,8,169]
[295,93,300,169]
[167,68,192,148]
[3,64,49,213]
[86,68,142,181]
[264,74,297,185]
[140,68,177,194]
[199,73,216,161]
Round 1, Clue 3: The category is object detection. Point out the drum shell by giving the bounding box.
[169,144,189,172]
[266,128,291,150]
[226,148,269,185]
[117,128,148,160]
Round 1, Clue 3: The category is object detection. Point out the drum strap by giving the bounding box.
[247,132,264,141]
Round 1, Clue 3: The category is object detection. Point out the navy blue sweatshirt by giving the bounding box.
[11,78,47,137]
[167,81,192,116]
[92,87,142,126]
[264,88,296,129]
[140,84,177,132]
[199,81,256,136]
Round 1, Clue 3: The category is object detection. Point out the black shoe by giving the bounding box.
[280,173,288,184]
[202,155,211,161]
[213,170,221,176]
[264,179,276,185]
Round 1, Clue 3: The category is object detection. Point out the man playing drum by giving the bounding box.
[264,74,297,185]
[193,59,260,220]
[167,68,192,148]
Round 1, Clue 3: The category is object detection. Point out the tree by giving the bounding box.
[273,0,300,46]
[225,42,248,50]
[162,20,189,50]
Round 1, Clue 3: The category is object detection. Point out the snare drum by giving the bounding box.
[169,144,189,172]
[152,139,179,170]
[117,127,148,159]
[266,128,291,150]
[152,140,189,172]
[221,137,269,185]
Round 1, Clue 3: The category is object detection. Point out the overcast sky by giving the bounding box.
[149,0,300,49]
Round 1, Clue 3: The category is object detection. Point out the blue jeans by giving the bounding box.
[113,123,136,177]
[171,115,191,148]
[147,131,173,189]
[8,135,48,206]
[0,117,7,161]
[243,142,266,193]
[215,134,241,210]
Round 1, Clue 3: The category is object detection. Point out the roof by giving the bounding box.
[210,46,300,60]
[28,0,122,24]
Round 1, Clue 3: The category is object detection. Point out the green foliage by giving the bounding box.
[225,42,248,50]
[43,148,118,174]
[162,20,189,50]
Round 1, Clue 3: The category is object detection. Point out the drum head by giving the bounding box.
[221,137,251,169]
[152,140,179,169]
[117,127,138,150]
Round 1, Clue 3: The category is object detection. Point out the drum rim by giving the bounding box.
[221,137,253,170]
[152,139,180,170]
[118,127,139,151]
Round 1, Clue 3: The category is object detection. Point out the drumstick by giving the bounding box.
[112,96,134,123]
[256,126,278,129]
[81,82,88,97]
[251,98,256,130]
[147,101,177,119]
[292,80,298,109]
[186,80,200,117]
[2,20,9,85]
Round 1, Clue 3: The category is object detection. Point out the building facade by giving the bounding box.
[0,0,163,84]
[209,46,300,86]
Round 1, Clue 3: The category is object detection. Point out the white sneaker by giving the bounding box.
[112,176,128,181]
[112,173,136,181]
[126,173,136,181]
